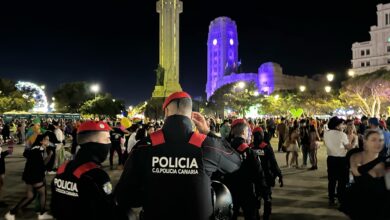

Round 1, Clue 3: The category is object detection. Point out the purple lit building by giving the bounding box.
[206,17,324,100]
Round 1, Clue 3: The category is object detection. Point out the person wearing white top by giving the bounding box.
[323,116,351,207]
[127,130,138,154]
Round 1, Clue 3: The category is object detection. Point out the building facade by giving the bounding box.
[206,17,324,100]
[351,3,390,76]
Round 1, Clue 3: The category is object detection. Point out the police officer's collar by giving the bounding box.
[163,115,194,139]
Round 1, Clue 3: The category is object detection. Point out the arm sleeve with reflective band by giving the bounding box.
[202,136,241,176]
[268,146,282,178]
[114,140,148,213]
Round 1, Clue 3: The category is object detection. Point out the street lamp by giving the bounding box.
[299,85,306,92]
[348,70,355,77]
[90,84,100,98]
[274,94,280,100]
[325,86,332,93]
[112,99,116,102]
[253,91,259,96]
[52,97,55,101]
[237,81,246,89]
[40,85,45,90]
[326,73,334,82]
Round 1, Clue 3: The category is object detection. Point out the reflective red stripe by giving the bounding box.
[189,132,207,148]
[150,130,165,147]
[73,162,98,179]
[237,143,249,152]
[259,142,268,149]
[57,161,69,175]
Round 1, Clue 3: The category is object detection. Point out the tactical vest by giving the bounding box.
[143,129,212,220]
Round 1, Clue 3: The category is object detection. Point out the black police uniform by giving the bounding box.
[251,141,282,220]
[224,137,267,220]
[50,147,115,220]
[114,115,241,220]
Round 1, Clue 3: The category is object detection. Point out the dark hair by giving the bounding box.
[32,134,49,147]
[309,125,316,132]
[135,128,147,141]
[231,123,248,137]
[253,131,264,148]
[363,129,383,140]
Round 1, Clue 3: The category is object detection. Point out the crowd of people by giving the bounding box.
[0,93,389,219]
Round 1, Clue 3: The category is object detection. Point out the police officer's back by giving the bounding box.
[114,92,241,220]
[251,127,283,220]
[51,121,115,220]
[223,119,267,220]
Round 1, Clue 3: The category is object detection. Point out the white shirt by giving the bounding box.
[324,130,349,157]
[54,128,64,143]
[127,132,137,153]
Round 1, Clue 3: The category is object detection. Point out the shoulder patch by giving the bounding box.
[189,132,207,148]
[237,143,249,152]
[150,130,165,147]
[102,182,112,195]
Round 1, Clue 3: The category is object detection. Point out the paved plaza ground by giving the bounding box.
[0,138,349,220]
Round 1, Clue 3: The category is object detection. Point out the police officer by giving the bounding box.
[251,127,283,220]
[114,91,241,220]
[223,119,267,220]
[50,121,115,220]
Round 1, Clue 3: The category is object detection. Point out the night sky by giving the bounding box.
[0,0,385,105]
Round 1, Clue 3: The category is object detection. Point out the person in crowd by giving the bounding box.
[346,123,359,149]
[368,117,390,157]
[114,92,241,220]
[0,138,12,207]
[251,127,283,220]
[285,126,299,168]
[126,124,141,154]
[308,124,320,170]
[323,116,351,207]
[109,122,128,170]
[5,134,53,220]
[358,116,368,136]
[1,123,10,142]
[299,119,310,168]
[50,121,116,220]
[342,129,390,220]
[223,119,266,220]
[277,118,288,152]
[220,119,231,139]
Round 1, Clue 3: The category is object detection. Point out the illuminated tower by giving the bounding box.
[206,17,239,99]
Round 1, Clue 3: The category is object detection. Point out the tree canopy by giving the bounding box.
[339,69,390,116]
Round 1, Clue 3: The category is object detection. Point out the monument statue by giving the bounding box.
[152,0,183,98]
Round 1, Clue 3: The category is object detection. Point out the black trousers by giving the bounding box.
[278,135,285,152]
[257,187,272,220]
[232,194,257,220]
[109,144,123,167]
[327,156,348,203]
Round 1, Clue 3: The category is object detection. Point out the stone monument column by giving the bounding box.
[152,0,183,98]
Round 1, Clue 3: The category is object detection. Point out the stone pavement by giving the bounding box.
[0,139,350,219]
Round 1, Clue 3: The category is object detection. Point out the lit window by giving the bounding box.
[230,39,234,45]
[213,39,217,46]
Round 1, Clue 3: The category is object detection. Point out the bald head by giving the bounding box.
[164,98,192,119]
